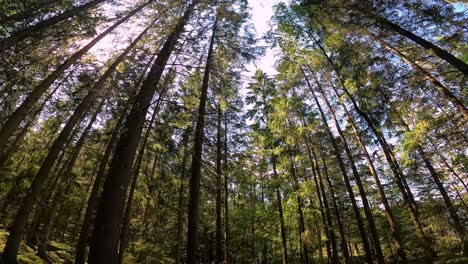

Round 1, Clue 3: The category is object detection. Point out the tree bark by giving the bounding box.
[303,33,436,256]
[314,77,385,263]
[216,106,223,263]
[380,41,468,120]
[74,110,126,264]
[117,78,169,263]
[287,148,310,264]
[88,2,198,263]
[329,84,407,261]
[175,127,191,264]
[36,100,102,260]
[223,111,230,264]
[303,136,337,264]
[272,156,288,264]
[301,68,374,264]
[319,153,351,264]
[373,15,468,75]
[186,14,217,264]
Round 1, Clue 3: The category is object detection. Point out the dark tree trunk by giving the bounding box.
[87,2,197,262]
[304,35,436,257]
[287,148,309,264]
[380,41,467,119]
[314,78,385,263]
[0,1,149,152]
[223,111,230,264]
[0,0,107,51]
[272,156,288,264]
[319,154,351,264]
[399,120,466,255]
[0,0,62,25]
[216,106,223,263]
[73,105,129,264]
[36,100,102,260]
[331,85,406,262]
[175,128,191,264]
[117,80,168,263]
[301,68,373,264]
[374,15,468,75]
[186,14,217,264]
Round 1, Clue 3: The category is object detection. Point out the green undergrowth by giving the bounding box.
[0,229,73,263]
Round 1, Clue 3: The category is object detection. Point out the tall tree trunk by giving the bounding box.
[118,66,172,264]
[372,15,468,75]
[287,148,310,264]
[0,0,62,25]
[0,84,59,168]
[175,127,191,264]
[117,79,169,263]
[304,34,436,257]
[329,84,406,261]
[216,106,223,263]
[0,0,149,152]
[319,154,351,264]
[379,41,467,119]
[336,82,435,258]
[0,0,107,51]
[399,120,467,255]
[223,111,230,264]
[303,137,337,264]
[272,156,288,264]
[301,68,374,264]
[186,14,217,264]
[313,77,385,263]
[36,100,102,260]
[88,2,198,263]
[74,110,126,264]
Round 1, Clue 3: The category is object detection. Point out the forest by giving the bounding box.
[0,0,467,263]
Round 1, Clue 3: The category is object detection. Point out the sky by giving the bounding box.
[247,0,283,76]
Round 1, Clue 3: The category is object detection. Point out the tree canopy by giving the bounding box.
[0,0,466,263]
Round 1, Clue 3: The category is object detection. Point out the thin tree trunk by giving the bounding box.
[301,68,374,264]
[314,77,385,263]
[373,15,468,75]
[175,127,191,264]
[330,84,407,261]
[0,0,108,51]
[0,1,149,152]
[380,41,468,119]
[186,14,217,264]
[399,120,467,255]
[36,100,102,260]
[304,137,337,264]
[303,33,436,256]
[318,155,352,264]
[223,111,230,264]
[216,106,223,263]
[287,148,310,264]
[0,0,62,25]
[272,156,288,264]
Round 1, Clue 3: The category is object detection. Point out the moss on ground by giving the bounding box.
[0,229,72,263]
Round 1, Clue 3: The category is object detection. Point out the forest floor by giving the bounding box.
[0,229,73,263]
[0,229,467,263]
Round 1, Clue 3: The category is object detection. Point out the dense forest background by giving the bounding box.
[0,0,467,263]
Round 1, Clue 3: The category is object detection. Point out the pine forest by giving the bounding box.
[0,0,467,263]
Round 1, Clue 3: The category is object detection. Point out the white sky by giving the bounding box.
[247,0,283,76]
